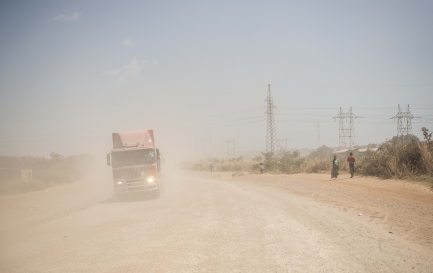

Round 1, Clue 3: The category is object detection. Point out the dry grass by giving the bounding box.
[358,135,433,183]
[187,156,259,172]
[0,154,95,195]
[187,133,433,185]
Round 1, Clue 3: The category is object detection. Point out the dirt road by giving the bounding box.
[1,171,432,273]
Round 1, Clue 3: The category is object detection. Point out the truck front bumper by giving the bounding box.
[114,179,158,194]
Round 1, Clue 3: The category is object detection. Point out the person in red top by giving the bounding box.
[347,152,356,178]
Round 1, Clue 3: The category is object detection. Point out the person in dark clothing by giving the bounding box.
[347,152,356,178]
[331,155,339,179]
[259,162,265,174]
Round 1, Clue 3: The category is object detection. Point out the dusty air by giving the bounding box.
[1,1,433,273]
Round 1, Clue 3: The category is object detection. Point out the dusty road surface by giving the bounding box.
[1,171,433,273]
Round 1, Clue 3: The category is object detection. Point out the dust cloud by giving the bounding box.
[2,1,433,272]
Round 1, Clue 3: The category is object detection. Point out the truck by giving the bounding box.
[106,129,162,197]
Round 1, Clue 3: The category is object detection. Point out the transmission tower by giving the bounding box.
[333,107,360,149]
[391,104,416,136]
[265,83,277,154]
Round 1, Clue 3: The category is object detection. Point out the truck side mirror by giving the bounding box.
[106,153,111,166]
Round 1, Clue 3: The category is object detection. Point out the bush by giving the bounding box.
[188,146,334,175]
[302,146,334,173]
[188,157,256,172]
[0,154,95,195]
[358,135,433,179]
[303,158,330,173]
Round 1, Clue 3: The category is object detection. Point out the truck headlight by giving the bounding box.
[117,180,124,185]
[146,176,155,184]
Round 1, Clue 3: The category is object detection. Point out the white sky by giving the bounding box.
[0,0,432,159]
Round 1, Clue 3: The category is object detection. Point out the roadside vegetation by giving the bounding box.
[188,127,433,184]
[359,128,433,181]
[0,153,95,195]
[188,147,347,174]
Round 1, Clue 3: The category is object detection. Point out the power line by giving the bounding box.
[278,105,433,110]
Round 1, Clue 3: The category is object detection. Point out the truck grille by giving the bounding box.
[113,166,145,181]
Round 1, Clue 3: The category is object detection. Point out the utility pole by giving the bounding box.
[333,107,360,149]
[317,121,321,147]
[391,104,417,136]
[265,83,277,154]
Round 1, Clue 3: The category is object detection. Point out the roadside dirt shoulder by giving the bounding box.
[199,172,433,254]
[0,171,111,236]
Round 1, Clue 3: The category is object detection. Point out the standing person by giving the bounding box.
[259,162,265,174]
[347,152,356,178]
[210,163,214,174]
[331,155,339,179]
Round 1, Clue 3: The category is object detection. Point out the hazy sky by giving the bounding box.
[1,0,432,158]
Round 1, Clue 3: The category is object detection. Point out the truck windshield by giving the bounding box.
[112,149,156,167]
